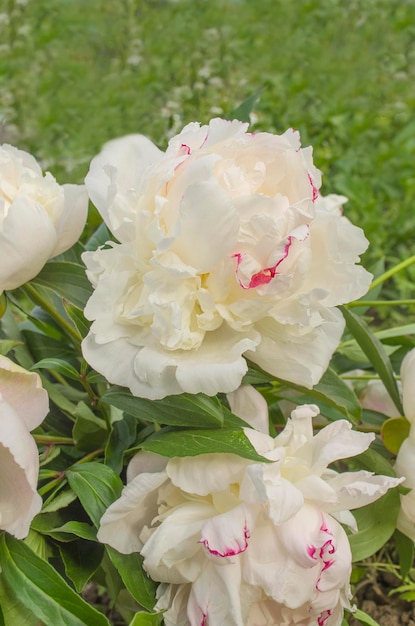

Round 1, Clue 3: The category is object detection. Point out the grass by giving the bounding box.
[2,0,415,305]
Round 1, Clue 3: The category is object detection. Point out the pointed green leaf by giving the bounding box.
[0,534,111,626]
[66,463,157,610]
[31,261,92,309]
[0,340,23,357]
[226,88,263,123]
[73,402,108,451]
[339,306,403,414]
[140,428,270,462]
[32,358,80,381]
[347,608,382,626]
[106,548,157,611]
[66,462,123,528]
[59,540,104,592]
[105,413,137,473]
[62,304,91,339]
[101,389,225,428]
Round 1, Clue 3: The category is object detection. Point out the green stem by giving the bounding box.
[34,434,75,445]
[349,299,415,307]
[22,283,82,349]
[71,448,105,466]
[369,254,415,290]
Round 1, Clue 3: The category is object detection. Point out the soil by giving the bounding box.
[349,571,415,626]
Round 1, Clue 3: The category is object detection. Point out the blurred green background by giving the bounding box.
[2,0,415,302]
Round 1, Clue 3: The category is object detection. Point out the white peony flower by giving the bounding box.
[0,355,49,538]
[394,349,415,541]
[82,119,372,399]
[97,399,400,626]
[0,143,88,293]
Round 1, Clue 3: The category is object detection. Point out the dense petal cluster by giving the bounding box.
[0,356,49,538]
[97,398,400,626]
[82,119,371,399]
[0,144,88,293]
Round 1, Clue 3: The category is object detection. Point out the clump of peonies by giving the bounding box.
[0,143,88,294]
[97,388,402,626]
[82,119,372,399]
[0,355,49,538]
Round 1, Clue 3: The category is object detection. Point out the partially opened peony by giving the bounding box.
[0,144,88,293]
[0,355,49,538]
[82,119,371,399]
[97,397,401,626]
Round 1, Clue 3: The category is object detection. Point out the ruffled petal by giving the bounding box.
[167,454,248,496]
[97,471,168,553]
[227,385,270,433]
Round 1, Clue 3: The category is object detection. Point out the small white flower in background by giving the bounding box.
[394,349,415,541]
[82,118,372,399]
[0,144,88,294]
[97,390,401,626]
[0,355,49,538]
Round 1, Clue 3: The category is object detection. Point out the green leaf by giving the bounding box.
[66,463,157,610]
[41,489,78,513]
[105,413,137,474]
[59,540,104,592]
[73,402,108,452]
[31,261,92,309]
[0,339,23,356]
[106,548,157,612]
[339,306,403,414]
[381,417,410,454]
[347,608,382,626]
[102,389,225,428]
[62,303,91,339]
[51,522,97,542]
[32,358,80,381]
[129,612,164,626]
[0,534,111,626]
[85,222,112,251]
[394,529,415,580]
[226,88,263,123]
[273,366,361,423]
[349,488,401,561]
[140,428,269,462]
[0,574,40,626]
[66,462,123,528]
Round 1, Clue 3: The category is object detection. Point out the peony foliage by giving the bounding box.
[0,110,413,626]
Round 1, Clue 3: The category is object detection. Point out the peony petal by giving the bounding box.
[199,504,256,558]
[97,471,168,553]
[248,307,345,389]
[311,421,375,474]
[0,356,49,431]
[0,197,57,291]
[127,450,168,483]
[167,454,248,496]
[0,401,42,538]
[85,134,163,242]
[323,470,403,512]
[227,385,269,433]
[51,183,88,256]
[170,180,240,273]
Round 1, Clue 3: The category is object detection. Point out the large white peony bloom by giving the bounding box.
[97,396,401,626]
[82,119,372,399]
[0,143,88,293]
[0,355,49,538]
